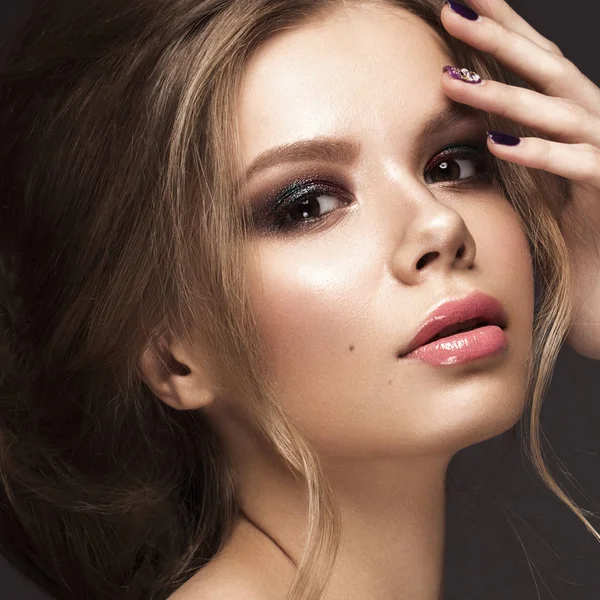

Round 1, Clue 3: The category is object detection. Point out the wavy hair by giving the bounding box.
[0,0,597,599]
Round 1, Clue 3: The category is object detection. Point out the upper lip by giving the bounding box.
[399,290,508,357]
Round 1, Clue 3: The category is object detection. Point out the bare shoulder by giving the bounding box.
[167,518,295,600]
[167,556,273,600]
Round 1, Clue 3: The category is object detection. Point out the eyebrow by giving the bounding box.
[243,101,484,181]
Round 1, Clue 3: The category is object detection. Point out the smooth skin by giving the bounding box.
[152,1,600,599]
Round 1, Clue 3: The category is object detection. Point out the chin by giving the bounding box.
[429,388,528,456]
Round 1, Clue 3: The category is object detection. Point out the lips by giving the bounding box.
[426,317,486,343]
[399,291,508,357]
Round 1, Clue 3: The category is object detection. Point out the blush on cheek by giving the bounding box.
[253,271,346,359]
[247,248,375,379]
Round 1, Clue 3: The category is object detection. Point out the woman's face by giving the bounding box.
[235,2,534,458]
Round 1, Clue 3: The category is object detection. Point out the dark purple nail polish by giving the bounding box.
[442,65,482,83]
[487,131,521,146]
[446,0,479,21]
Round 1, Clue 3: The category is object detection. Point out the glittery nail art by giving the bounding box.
[442,65,482,84]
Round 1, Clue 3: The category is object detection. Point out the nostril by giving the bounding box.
[456,243,465,259]
[416,251,439,270]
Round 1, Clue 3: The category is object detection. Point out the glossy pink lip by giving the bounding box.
[399,291,508,358]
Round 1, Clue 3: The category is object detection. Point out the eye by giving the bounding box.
[255,179,351,233]
[424,145,491,185]
[282,191,339,223]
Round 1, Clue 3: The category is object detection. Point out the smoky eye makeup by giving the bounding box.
[247,173,353,234]
[247,132,498,235]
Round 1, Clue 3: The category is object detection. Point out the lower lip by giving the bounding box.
[403,325,508,366]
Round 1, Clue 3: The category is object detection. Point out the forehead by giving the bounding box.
[237,3,453,164]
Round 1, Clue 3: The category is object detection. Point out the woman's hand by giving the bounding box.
[440,0,600,360]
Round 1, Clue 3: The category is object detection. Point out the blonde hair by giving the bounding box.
[0,0,596,599]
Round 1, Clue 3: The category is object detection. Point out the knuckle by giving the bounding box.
[546,41,564,57]
[553,55,577,78]
[496,87,515,119]
[508,87,531,119]
[542,142,554,168]
[559,98,587,127]
[487,33,503,57]
[579,143,600,172]
[484,19,505,56]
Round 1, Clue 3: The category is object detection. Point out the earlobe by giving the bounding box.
[137,337,218,411]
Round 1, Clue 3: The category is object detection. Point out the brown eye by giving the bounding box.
[424,146,489,185]
[257,180,352,233]
[283,193,341,223]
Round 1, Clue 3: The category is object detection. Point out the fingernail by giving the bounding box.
[487,131,521,146]
[442,65,482,84]
[446,0,480,21]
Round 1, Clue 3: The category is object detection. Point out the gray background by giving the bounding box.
[0,0,599,598]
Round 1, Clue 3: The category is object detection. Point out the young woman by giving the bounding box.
[0,0,598,599]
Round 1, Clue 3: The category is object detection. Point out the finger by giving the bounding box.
[441,3,600,113]
[486,134,600,189]
[441,68,600,147]
[460,0,563,56]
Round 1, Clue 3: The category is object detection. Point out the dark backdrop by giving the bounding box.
[1,0,599,598]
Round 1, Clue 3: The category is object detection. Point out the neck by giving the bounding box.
[219,416,449,600]
[320,456,448,600]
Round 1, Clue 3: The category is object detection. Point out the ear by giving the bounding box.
[138,334,218,411]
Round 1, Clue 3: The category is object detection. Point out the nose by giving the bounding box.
[390,197,476,286]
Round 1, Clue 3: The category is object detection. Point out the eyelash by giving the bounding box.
[256,144,494,234]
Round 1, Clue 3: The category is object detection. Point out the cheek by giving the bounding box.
[246,239,374,378]
[475,201,534,313]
